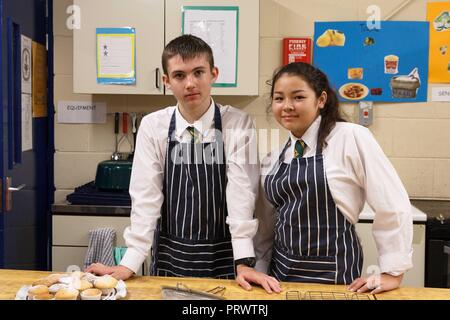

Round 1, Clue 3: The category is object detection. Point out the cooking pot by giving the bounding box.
[94,159,132,190]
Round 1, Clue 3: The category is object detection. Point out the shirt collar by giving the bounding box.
[175,98,215,139]
[289,115,321,155]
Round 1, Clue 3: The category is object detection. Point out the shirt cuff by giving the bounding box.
[378,250,413,274]
[231,238,255,261]
[119,247,146,274]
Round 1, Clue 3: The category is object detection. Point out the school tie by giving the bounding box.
[294,139,306,158]
[187,126,198,143]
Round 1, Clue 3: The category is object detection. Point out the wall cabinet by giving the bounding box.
[73,0,259,96]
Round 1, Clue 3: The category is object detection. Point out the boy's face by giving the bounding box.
[163,54,218,112]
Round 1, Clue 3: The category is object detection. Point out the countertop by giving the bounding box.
[52,202,427,222]
[1,269,449,300]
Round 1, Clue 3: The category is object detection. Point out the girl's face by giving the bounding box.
[272,74,327,138]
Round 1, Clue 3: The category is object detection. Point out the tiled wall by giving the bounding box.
[54,0,450,202]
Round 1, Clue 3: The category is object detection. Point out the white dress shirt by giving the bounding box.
[121,99,259,273]
[254,115,413,276]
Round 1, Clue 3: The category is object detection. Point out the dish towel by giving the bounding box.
[83,227,116,269]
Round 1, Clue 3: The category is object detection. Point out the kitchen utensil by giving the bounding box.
[286,290,376,300]
[111,112,121,161]
[94,159,132,190]
[161,283,226,300]
[117,112,133,155]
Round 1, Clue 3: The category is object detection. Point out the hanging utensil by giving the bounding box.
[111,112,120,161]
[117,112,133,155]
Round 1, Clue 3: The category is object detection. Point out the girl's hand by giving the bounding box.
[347,273,403,294]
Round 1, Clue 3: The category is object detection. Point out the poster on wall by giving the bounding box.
[96,27,136,85]
[427,2,450,83]
[313,21,429,103]
[283,38,312,65]
[182,6,239,87]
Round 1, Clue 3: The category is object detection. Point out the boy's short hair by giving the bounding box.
[162,34,215,75]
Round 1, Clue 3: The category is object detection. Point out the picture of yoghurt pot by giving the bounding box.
[384,55,399,74]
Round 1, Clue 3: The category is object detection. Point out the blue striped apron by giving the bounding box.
[150,105,235,279]
[264,139,363,284]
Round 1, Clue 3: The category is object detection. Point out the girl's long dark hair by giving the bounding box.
[269,62,346,149]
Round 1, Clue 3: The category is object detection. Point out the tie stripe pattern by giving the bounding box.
[294,140,306,158]
[187,126,198,143]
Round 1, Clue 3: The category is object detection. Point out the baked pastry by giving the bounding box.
[33,293,55,300]
[80,288,102,300]
[55,288,79,300]
[73,279,93,291]
[32,274,65,287]
[94,275,118,289]
[348,68,363,80]
[28,285,49,297]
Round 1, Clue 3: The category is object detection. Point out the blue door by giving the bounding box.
[0,0,50,270]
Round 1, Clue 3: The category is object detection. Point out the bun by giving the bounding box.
[80,288,102,300]
[55,288,79,300]
[28,285,49,296]
[94,275,118,289]
[32,274,65,287]
[73,279,93,291]
[33,293,55,300]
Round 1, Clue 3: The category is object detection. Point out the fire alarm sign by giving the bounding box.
[283,38,312,65]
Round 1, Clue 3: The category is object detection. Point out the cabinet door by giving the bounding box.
[73,0,164,94]
[52,215,130,246]
[165,0,259,96]
[355,223,425,287]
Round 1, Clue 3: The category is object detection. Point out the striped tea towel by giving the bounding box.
[83,227,116,268]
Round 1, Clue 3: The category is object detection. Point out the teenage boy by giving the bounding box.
[86,35,281,294]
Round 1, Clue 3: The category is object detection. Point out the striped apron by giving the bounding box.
[264,139,363,284]
[150,105,235,279]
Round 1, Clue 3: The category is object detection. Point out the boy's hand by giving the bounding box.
[347,273,403,294]
[85,263,134,281]
[235,265,282,294]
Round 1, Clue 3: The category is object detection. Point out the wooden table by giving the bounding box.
[1,269,449,300]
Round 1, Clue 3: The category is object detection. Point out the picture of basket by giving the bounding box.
[390,67,421,98]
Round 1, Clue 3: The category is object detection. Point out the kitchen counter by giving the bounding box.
[52,203,130,216]
[1,269,449,300]
[52,202,427,222]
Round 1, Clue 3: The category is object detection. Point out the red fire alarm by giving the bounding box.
[282,38,312,65]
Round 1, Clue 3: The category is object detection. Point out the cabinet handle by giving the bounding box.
[156,68,160,89]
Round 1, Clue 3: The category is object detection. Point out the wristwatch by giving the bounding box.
[235,257,256,268]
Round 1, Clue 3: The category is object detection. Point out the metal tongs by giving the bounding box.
[161,283,226,300]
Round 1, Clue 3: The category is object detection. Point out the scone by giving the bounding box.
[80,288,102,300]
[33,293,55,300]
[32,273,65,287]
[55,288,79,300]
[27,285,49,298]
[73,279,93,291]
[94,275,118,295]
